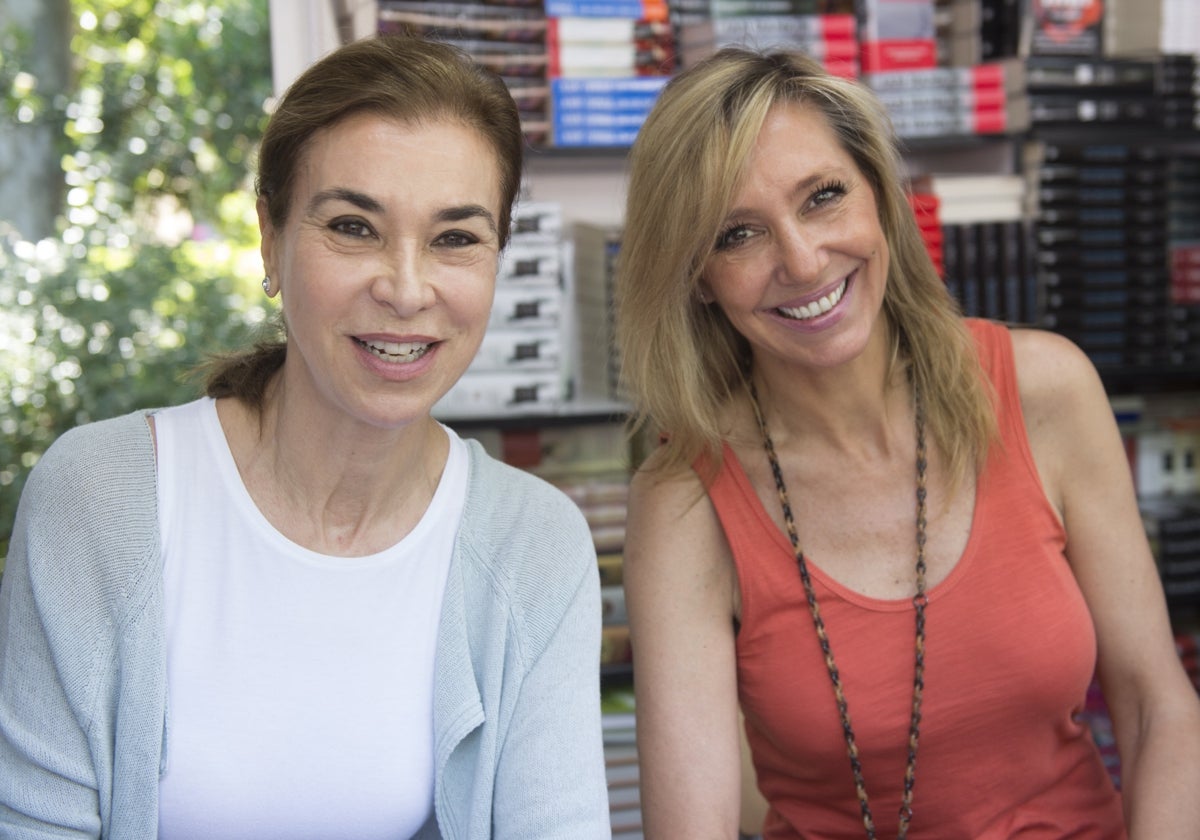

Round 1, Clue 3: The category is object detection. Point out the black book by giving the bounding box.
[1025,56,1157,91]
[1029,94,1160,126]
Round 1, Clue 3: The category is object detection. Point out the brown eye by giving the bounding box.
[331,218,373,238]
[811,181,847,208]
[715,225,754,251]
[436,230,480,248]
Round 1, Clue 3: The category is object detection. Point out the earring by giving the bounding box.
[262,276,271,294]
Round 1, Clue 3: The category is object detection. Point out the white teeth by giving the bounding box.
[779,279,847,321]
[361,339,430,361]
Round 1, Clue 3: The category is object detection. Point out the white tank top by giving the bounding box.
[154,397,465,839]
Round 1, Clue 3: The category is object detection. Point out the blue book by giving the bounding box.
[552,125,643,147]
[552,77,669,96]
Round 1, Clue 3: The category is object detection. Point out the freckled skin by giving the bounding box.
[702,102,891,376]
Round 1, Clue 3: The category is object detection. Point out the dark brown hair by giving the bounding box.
[204,34,524,409]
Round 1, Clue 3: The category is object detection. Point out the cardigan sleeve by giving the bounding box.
[0,412,164,839]
[433,443,612,839]
[491,539,611,839]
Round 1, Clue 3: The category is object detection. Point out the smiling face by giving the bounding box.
[701,101,890,376]
[259,112,502,431]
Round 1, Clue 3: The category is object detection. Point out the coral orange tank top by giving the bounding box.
[703,319,1126,839]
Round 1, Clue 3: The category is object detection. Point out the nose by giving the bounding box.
[774,223,826,285]
[370,244,436,315]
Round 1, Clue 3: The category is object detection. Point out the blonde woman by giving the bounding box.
[618,47,1200,839]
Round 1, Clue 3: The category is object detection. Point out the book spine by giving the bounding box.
[860,38,939,73]
[864,59,1021,92]
[874,85,1009,110]
[553,126,644,147]
[697,12,857,41]
[552,76,670,96]
[545,0,668,19]
[552,91,664,112]
[553,110,652,129]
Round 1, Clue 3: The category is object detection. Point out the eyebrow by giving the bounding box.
[307,188,385,216]
[724,168,849,220]
[306,189,498,235]
[437,204,498,235]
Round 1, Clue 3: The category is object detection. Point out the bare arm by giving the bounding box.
[624,458,742,839]
[1013,328,1200,838]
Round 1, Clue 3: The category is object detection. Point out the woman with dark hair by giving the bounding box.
[0,35,611,839]
[617,47,1200,838]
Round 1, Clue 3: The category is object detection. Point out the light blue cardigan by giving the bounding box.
[0,409,612,839]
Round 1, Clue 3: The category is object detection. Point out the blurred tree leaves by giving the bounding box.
[1,0,273,560]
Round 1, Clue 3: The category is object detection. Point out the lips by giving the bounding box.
[354,337,431,362]
[777,276,849,321]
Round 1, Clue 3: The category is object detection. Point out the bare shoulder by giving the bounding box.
[1008,326,1109,430]
[628,447,711,524]
[1008,326,1122,514]
[625,447,737,612]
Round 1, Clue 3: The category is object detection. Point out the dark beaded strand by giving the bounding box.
[747,381,928,840]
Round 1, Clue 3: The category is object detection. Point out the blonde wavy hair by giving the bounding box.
[616,47,996,483]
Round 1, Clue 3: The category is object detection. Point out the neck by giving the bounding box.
[219,379,448,556]
[747,328,909,459]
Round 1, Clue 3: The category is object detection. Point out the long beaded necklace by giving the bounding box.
[746,380,928,839]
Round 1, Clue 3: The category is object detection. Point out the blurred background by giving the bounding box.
[0,0,275,562]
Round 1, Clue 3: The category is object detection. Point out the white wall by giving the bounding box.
[267,0,340,96]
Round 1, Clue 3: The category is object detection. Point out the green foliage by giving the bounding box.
[0,0,273,560]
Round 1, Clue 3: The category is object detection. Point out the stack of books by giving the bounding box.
[906,190,943,278]
[1167,152,1200,376]
[858,0,938,73]
[595,532,629,681]
[547,0,667,17]
[547,15,675,78]
[1026,141,1177,378]
[556,471,630,565]
[1171,244,1200,306]
[600,685,643,839]
[435,201,570,418]
[550,76,670,147]
[572,222,626,404]
[1026,55,1161,129]
[668,0,852,27]
[377,0,551,146]
[1161,53,1200,134]
[920,173,1035,323]
[863,58,1029,139]
[932,0,1028,66]
[546,0,673,147]
[920,172,1025,224]
[910,171,1035,323]
[676,13,858,77]
[1142,496,1200,611]
[503,417,633,671]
